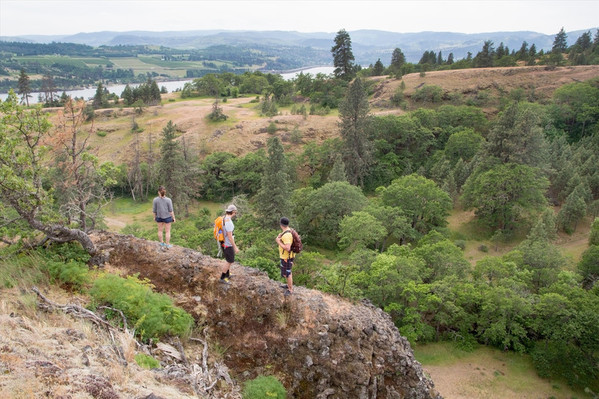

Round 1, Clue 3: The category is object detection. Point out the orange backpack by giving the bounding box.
[213,215,226,243]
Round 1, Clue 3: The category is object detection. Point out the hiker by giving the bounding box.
[276,217,294,296]
[219,204,239,284]
[152,186,175,248]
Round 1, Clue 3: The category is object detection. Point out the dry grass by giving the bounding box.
[0,286,200,399]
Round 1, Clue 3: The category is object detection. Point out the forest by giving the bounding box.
[1,28,599,396]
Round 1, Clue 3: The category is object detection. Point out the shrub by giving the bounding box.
[44,260,90,291]
[40,242,91,264]
[135,353,160,369]
[267,122,277,134]
[412,84,443,103]
[90,273,194,342]
[478,244,489,253]
[454,240,466,250]
[290,126,303,144]
[243,256,279,280]
[242,375,286,399]
[96,130,107,137]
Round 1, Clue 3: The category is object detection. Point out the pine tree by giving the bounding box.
[17,69,31,106]
[149,79,161,105]
[158,121,187,209]
[338,77,372,188]
[447,53,454,64]
[121,84,134,106]
[331,29,356,81]
[92,82,107,109]
[390,48,406,72]
[372,59,384,76]
[255,136,291,228]
[552,27,568,53]
[328,154,348,183]
[517,41,529,61]
[558,187,587,233]
[474,41,495,67]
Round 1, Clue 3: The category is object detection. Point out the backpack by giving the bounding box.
[213,215,226,243]
[283,229,303,255]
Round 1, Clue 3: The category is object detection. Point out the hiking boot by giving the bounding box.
[280,284,289,289]
[219,277,230,285]
[284,289,292,297]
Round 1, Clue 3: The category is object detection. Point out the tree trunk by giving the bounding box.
[28,217,105,266]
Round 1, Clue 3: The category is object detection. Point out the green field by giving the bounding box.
[414,342,591,399]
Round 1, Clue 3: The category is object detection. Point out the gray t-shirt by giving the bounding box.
[152,196,173,219]
[223,216,234,247]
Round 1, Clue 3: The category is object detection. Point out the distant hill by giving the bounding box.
[2,28,597,64]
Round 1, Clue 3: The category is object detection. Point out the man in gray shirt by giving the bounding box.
[220,204,239,283]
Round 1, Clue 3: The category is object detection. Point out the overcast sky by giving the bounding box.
[1,0,597,37]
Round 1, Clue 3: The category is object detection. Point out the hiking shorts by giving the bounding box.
[280,258,294,278]
[223,246,235,264]
[155,216,173,223]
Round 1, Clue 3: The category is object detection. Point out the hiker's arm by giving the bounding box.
[169,201,175,222]
[227,230,239,252]
[276,235,291,252]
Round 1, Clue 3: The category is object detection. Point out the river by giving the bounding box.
[0,66,336,104]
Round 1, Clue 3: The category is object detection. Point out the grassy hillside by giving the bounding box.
[52,65,599,166]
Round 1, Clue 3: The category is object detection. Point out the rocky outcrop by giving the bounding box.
[92,232,442,399]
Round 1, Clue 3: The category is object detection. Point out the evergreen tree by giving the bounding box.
[328,154,348,183]
[208,99,228,121]
[149,79,161,105]
[447,53,454,64]
[588,217,599,246]
[474,41,495,67]
[92,82,108,109]
[437,51,444,65]
[121,84,134,106]
[390,48,406,73]
[529,43,537,58]
[338,77,372,187]
[255,136,291,228]
[558,184,588,233]
[552,27,568,53]
[157,121,187,209]
[17,69,31,106]
[517,41,529,60]
[331,29,356,81]
[481,102,549,169]
[372,59,384,76]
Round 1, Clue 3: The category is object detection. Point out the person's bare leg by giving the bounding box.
[286,273,293,293]
[165,223,172,245]
[221,261,232,275]
[157,222,165,243]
